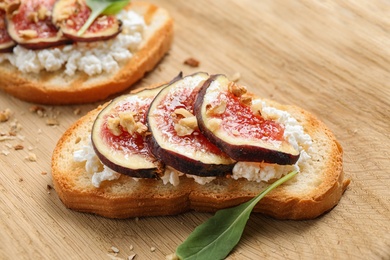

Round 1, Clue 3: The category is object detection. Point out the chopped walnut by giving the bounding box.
[107,117,122,136]
[173,108,194,118]
[173,108,198,136]
[0,108,12,122]
[18,29,38,38]
[240,95,252,106]
[27,12,38,23]
[37,5,49,20]
[228,82,247,97]
[184,57,200,67]
[119,112,147,135]
[206,100,227,116]
[175,116,198,136]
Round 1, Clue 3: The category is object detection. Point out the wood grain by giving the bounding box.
[1,0,389,259]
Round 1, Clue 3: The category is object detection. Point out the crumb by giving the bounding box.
[111,246,120,254]
[73,108,81,115]
[14,144,24,150]
[9,120,22,134]
[184,57,200,67]
[128,254,136,260]
[30,105,46,117]
[41,171,47,175]
[129,245,134,251]
[1,150,10,156]
[165,253,179,260]
[46,118,59,126]
[150,247,156,252]
[0,108,12,122]
[106,254,123,260]
[26,152,37,162]
[19,177,23,182]
[47,184,52,193]
[0,136,15,142]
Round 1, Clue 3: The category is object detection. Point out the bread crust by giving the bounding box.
[0,2,173,105]
[51,86,350,220]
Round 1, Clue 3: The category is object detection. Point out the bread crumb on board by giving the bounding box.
[25,152,37,162]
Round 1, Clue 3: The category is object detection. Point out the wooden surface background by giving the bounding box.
[1,0,389,259]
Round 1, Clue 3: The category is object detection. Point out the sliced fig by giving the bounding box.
[194,74,300,165]
[52,0,122,42]
[147,72,236,177]
[0,9,15,52]
[91,86,166,179]
[6,0,70,49]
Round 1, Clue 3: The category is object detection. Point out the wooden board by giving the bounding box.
[1,0,389,259]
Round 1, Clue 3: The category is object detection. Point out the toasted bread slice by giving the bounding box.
[51,83,350,220]
[0,2,173,105]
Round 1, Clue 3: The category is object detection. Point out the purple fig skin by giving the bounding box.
[0,41,16,53]
[194,74,300,166]
[15,38,72,50]
[147,72,236,177]
[60,21,122,43]
[148,134,235,177]
[91,138,163,179]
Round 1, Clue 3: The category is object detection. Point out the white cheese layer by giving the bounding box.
[231,99,312,182]
[73,101,312,187]
[0,10,145,76]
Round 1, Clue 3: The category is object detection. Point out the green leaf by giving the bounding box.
[78,0,130,36]
[176,170,298,260]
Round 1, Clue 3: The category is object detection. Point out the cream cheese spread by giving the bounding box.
[0,10,145,76]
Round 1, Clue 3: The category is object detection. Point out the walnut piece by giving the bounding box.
[228,81,247,97]
[173,108,198,136]
[0,108,12,122]
[107,117,122,136]
[206,100,227,116]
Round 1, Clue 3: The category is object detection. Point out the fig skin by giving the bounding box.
[52,0,122,42]
[148,136,234,177]
[0,10,16,52]
[194,74,300,165]
[91,87,166,179]
[147,72,236,177]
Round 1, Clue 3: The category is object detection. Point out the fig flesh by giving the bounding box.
[52,0,122,42]
[91,86,166,178]
[147,72,235,177]
[194,74,300,165]
[6,0,70,49]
